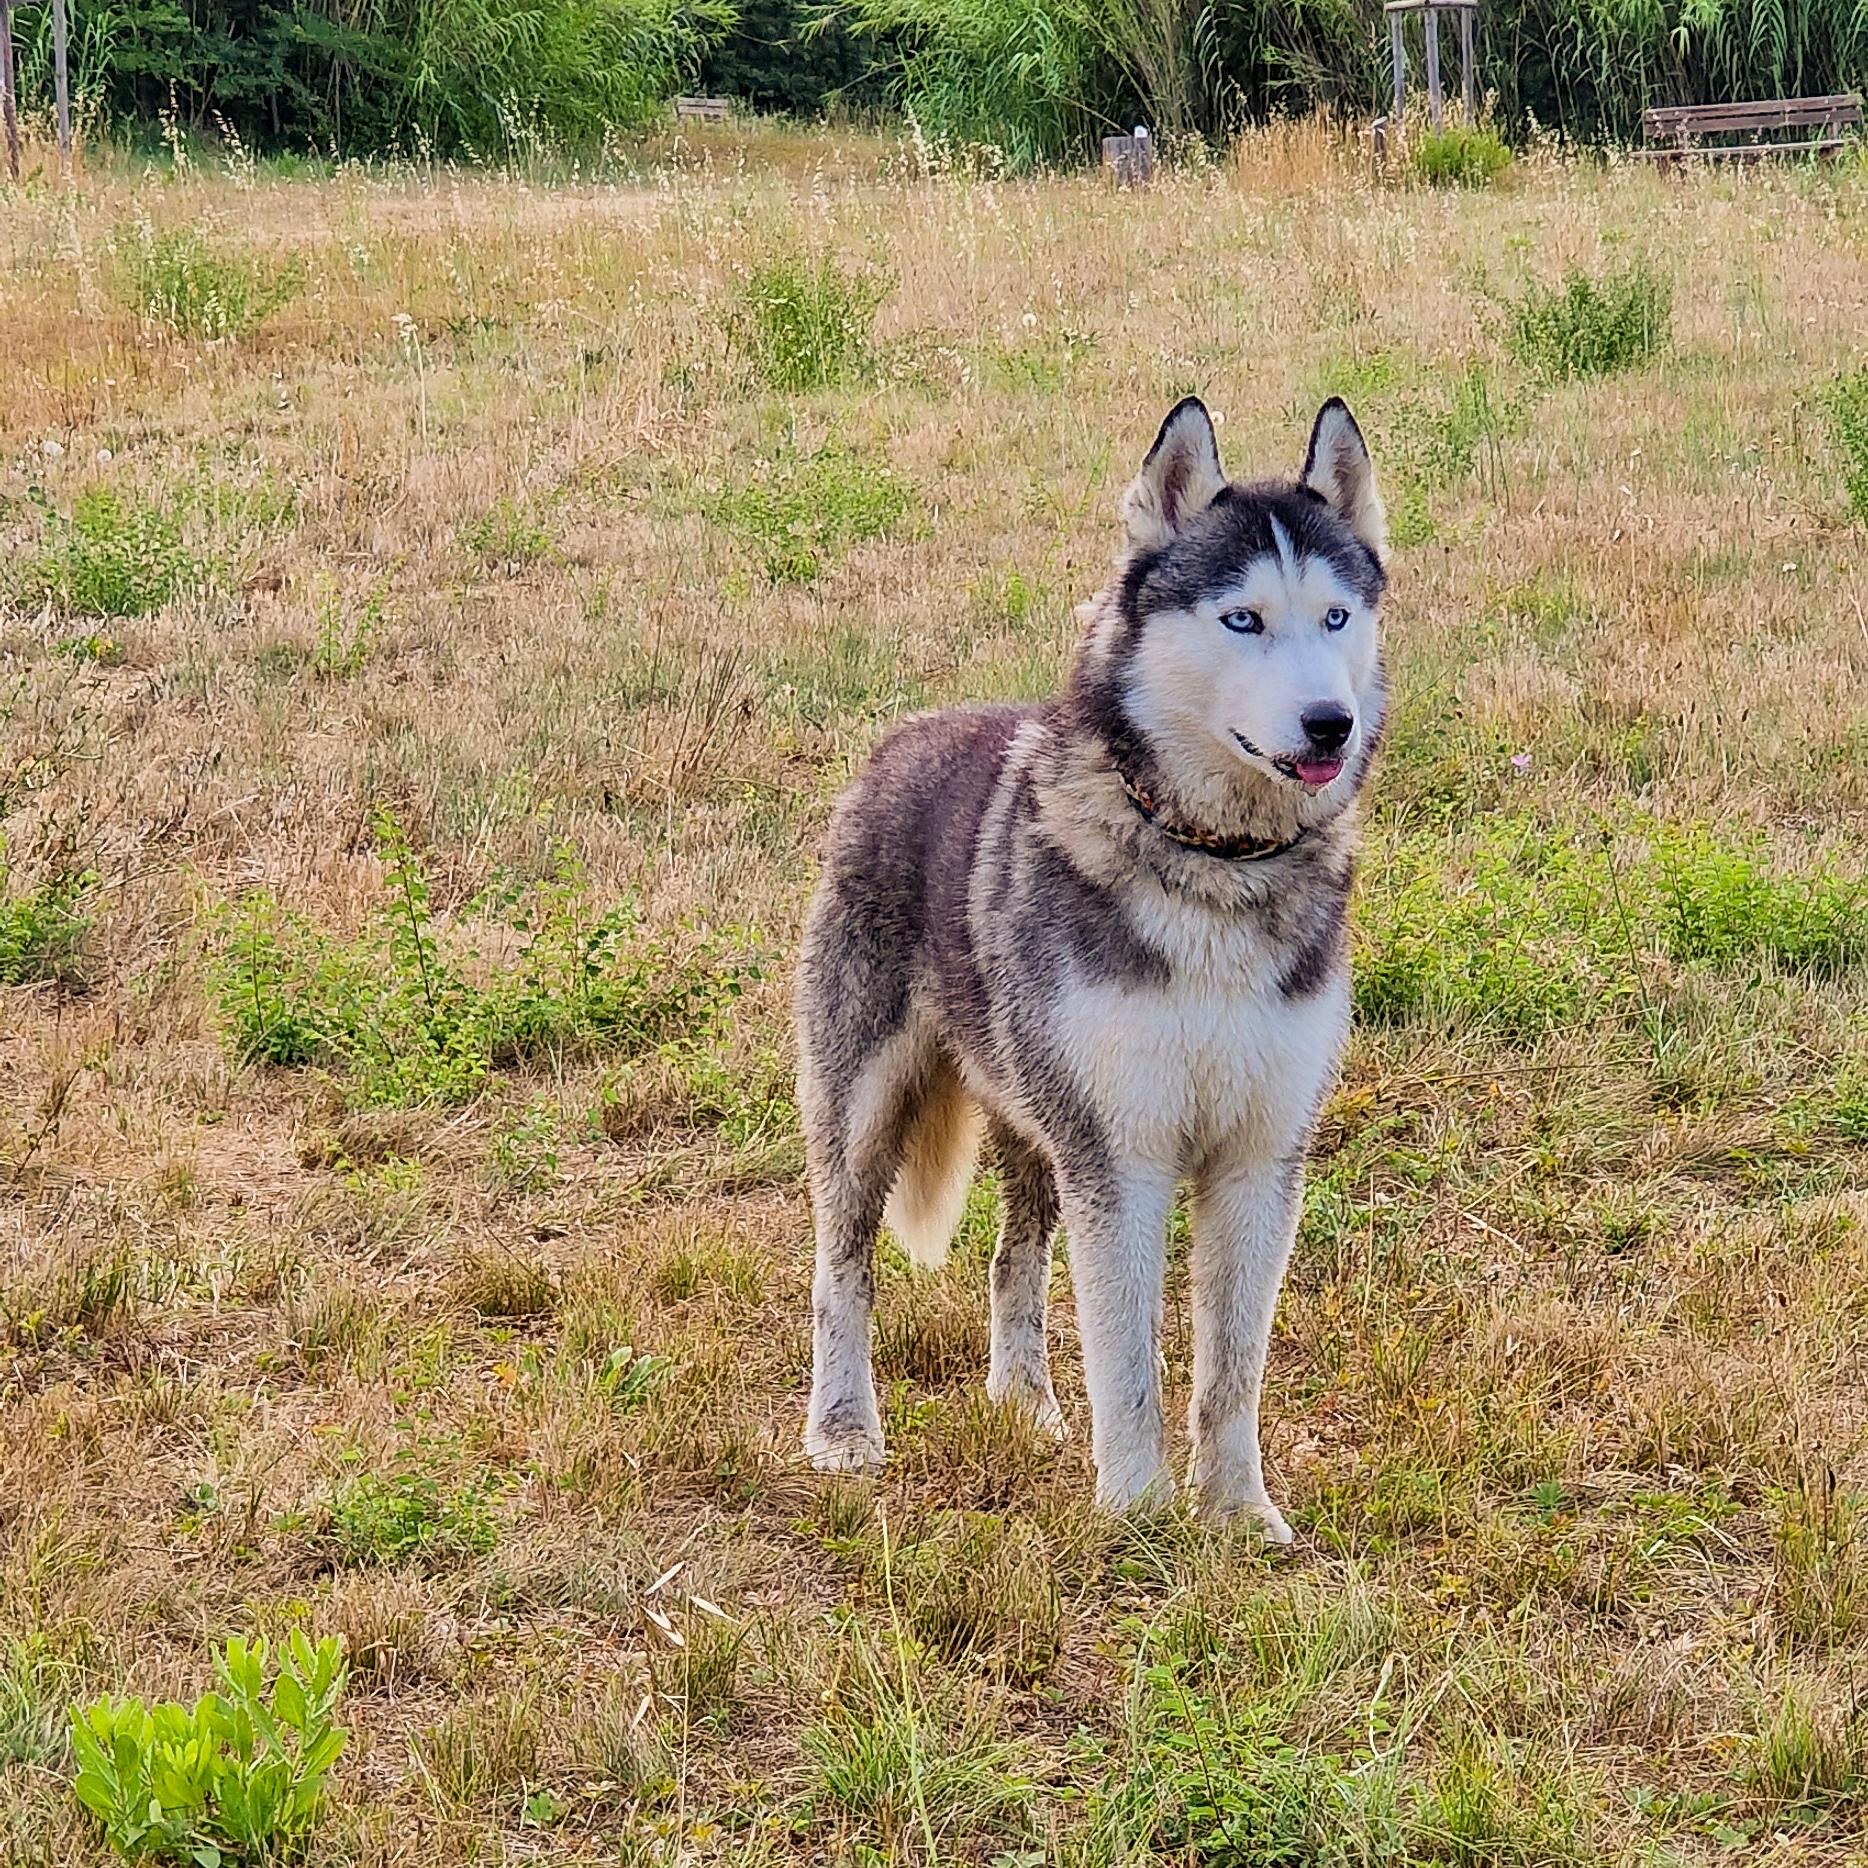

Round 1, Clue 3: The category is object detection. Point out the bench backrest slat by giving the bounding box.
[673,96,731,122]
[1643,93,1862,138]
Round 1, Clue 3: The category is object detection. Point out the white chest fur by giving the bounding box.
[1052,973,1344,1167]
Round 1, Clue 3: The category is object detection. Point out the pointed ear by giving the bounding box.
[1302,398,1385,559]
[1120,397,1226,552]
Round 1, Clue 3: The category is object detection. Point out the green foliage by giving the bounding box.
[2,1636,70,1766]
[1355,824,1622,1039]
[0,861,95,988]
[1744,1686,1867,1813]
[24,0,725,159]
[1355,817,1868,1040]
[311,580,387,679]
[1099,1641,1599,1866]
[212,812,753,1106]
[710,442,908,582]
[329,1468,499,1567]
[21,488,201,620]
[10,0,1868,153]
[1656,825,1868,975]
[699,0,884,115]
[461,498,556,570]
[803,1692,1035,1854]
[728,252,886,392]
[68,1632,347,1865]
[114,221,303,341]
[1411,123,1513,186]
[1501,260,1672,380]
[1824,367,1868,526]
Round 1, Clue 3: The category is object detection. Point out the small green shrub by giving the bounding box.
[69,1632,346,1864]
[1655,826,1868,976]
[0,862,95,987]
[711,443,909,584]
[329,1468,498,1568]
[1411,123,1513,187]
[1354,816,1868,1039]
[21,489,200,619]
[212,812,753,1106]
[1824,366,1868,525]
[311,579,387,679]
[115,221,303,341]
[1353,824,1631,1039]
[460,497,556,571]
[1502,259,1672,379]
[728,253,886,392]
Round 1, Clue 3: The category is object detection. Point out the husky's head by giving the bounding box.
[1094,395,1386,825]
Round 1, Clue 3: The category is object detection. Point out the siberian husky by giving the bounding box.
[795,397,1387,1539]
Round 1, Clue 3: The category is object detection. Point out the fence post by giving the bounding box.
[1459,6,1475,123]
[1423,6,1443,131]
[0,0,20,184]
[52,0,70,166]
[1390,10,1405,122]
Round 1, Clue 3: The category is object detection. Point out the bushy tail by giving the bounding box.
[884,1076,982,1270]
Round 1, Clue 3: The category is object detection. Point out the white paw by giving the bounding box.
[804,1422,885,1473]
[987,1372,1068,1442]
[1200,1491,1295,1545]
[1095,1465,1176,1514]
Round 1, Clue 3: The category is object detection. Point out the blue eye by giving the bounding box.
[1325,606,1350,632]
[1220,608,1265,635]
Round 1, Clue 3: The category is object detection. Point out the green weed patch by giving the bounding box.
[212,812,754,1106]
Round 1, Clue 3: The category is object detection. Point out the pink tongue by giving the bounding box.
[1294,757,1344,786]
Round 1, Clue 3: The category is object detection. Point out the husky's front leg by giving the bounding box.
[1187,1145,1304,1542]
[1060,1161,1177,1510]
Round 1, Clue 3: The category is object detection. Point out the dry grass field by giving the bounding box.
[4,122,1868,1865]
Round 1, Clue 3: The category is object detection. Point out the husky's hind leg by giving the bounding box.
[801,1031,933,1472]
[985,1121,1064,1437]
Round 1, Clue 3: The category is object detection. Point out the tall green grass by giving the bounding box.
[15,0,723,157]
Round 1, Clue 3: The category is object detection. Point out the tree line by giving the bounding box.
[5,0,1864,162]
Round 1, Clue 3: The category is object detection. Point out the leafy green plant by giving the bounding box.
[1411,122,1513,187]
[1500,259,1672,379]
[1824,366,1868,526]
[728,253,886,392]
[69,1632,347,1864]
[329,1468,499,1568]
[21,489,201,619]
[114,221,303,341]
[1354,816,1868,1040]
[1655,825,1868,976]
[311,579,388,679]
[461,497,556,571]
[212,812,754,1106]
[710,442,909,583]
[0,860,96,987]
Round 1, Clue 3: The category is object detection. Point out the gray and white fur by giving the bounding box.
[796,396,1387,1538]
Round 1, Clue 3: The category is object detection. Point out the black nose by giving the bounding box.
[1301,703,1354,753]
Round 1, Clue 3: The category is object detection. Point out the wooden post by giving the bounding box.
[0,0,19,184]
[1390,11,1405,122]
[52,0,70,164]
[1458,6,1475,123]
[1423,6,1443,131]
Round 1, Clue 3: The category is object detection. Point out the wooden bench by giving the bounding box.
[672,97,731,125]
[1640,94,1862,161]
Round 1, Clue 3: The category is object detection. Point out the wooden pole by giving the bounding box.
[1459,6,1475,124]
[1424,6,1443,131]
[0,0,20,184]
[1390,11,1405,122]
[52,0,70,165]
